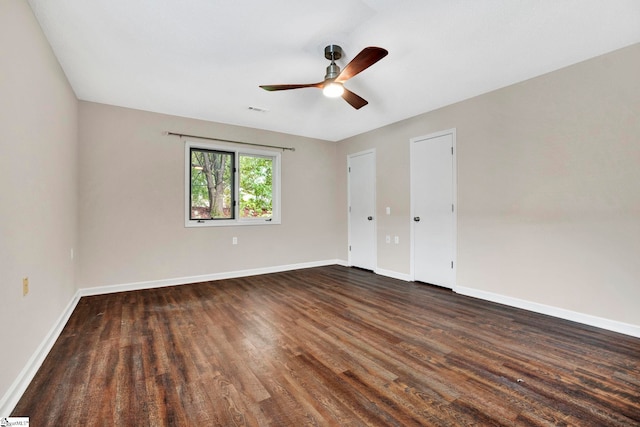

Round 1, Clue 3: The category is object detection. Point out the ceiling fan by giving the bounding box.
[259,45,388,110]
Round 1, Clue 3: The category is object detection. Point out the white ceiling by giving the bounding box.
[28,0,640,142]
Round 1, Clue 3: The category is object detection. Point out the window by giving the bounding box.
[186,141,280,227]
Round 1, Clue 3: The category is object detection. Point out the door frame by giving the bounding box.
[347,149,377,270]
[409,128,457,288]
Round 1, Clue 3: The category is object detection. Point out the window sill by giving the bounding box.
[185,218,281,228]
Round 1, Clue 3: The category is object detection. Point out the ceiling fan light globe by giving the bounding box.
[323,82,344,98]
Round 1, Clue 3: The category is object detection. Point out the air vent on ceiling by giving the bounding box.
[248,106,269,113]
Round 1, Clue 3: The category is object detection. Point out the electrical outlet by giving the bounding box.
[385,235,391,244]
[23,277,29,296]
[394,236,399,244]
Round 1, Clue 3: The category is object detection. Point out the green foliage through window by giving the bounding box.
[239,155,273,218]
[189,146,277,223]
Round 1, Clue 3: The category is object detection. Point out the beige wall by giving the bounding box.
[338,43,640,325]
[0,0,78,402]
[77,102,340,288]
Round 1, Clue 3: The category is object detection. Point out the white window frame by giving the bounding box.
[185,140,281,227]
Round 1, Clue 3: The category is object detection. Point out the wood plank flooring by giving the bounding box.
[13,265,640,426]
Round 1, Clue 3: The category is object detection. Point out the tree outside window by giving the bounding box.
[187,143,279,226]
[190,148,234,219]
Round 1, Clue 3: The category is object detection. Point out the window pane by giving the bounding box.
[239,154,273,218]
[190,148,234,219]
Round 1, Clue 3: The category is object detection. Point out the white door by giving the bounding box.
[411,130,456,288]
[348,151,376,270]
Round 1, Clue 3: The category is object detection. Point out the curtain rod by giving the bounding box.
[165,131,295,152]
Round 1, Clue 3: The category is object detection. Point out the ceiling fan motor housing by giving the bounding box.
[324,45,343,80]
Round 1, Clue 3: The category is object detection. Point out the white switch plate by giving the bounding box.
[385,235,391,243]
[232,237,238,245]
[394,236,399,244]
[386,207,391,215]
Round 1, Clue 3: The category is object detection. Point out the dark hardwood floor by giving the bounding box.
[13,265,640,426]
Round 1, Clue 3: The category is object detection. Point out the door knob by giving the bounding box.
[367,216,373,220]
[413,216,420,222]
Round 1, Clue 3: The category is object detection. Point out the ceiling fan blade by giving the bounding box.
[342,88,368,110]
[259,82,324,91]
[335,47,388,83]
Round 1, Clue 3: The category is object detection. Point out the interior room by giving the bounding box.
[1,0,639,424]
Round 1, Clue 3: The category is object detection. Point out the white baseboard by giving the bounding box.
[375,268,412,282]
[456,285,640,338]
[79,259,344,297]
[0,291,81,416]
[338,261,411,282]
